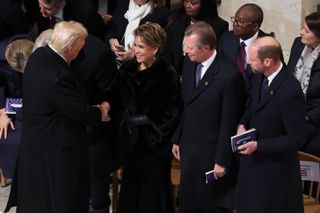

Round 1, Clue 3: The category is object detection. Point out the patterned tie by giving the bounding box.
[195,63,203,87]
[260,77,269,100]
[49,16,57,29]
[236,41,246,73]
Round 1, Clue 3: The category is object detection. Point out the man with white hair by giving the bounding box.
[5,21,110,213]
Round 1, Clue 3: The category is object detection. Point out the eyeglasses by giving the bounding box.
[231,17,254,27]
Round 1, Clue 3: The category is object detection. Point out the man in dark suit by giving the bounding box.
[235,36,305,213]
[5,21,110,213]
[25,0,106,40]
[71,35,119,213]
[171,22,246,213]
[218,3,269,94]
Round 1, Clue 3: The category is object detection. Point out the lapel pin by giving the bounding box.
[270,90,274,95]
[205,81,208,86]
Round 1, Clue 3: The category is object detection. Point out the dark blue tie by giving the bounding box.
[260,77,269,99]
[195,63,203,87]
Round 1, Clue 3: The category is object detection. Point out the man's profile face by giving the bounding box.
[183,34,206,63]
[233,7,258,40]
[248,45,264,73]
[38,0,64,17]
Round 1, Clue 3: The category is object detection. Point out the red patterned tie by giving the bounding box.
[49,16,57,29]
[236,41,246,73]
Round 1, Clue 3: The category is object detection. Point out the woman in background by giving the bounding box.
[112,22,180,213]
[287,12,320,156]
[105,0,172,63]
[166,0,228,74]
[0,37,33,186]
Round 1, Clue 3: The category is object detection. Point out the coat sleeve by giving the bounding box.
[214,70,246,168]
[53,74,102,127]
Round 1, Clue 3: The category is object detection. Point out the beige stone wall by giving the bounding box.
[218,0,320,62]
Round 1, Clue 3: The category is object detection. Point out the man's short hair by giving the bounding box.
[240,3,264,27]
[49,21,88,55]
[184,21,216,50]
[255,37,282,62]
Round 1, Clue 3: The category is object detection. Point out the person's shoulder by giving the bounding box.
[219,30,236,41]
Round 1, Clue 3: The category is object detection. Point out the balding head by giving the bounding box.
[253,36,282,62]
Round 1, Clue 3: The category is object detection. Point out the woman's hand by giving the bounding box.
[0,109,15,139]
[114,45,135,61]
[109,38,120,52]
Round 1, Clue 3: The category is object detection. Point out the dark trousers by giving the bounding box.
[118,154,173,213]
[89,141,112,213]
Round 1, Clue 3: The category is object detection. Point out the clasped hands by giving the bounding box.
[95,102,111,122]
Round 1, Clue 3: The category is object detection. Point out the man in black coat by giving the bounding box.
[218,3,269,94]
[171,22,246,213]
[71,35,119,213]
[24,0,106,41]
[5,21,110,213]
[235,36,305,213]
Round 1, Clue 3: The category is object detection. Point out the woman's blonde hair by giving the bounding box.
[5,39,34,73]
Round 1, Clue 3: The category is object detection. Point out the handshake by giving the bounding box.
[95,101,111,122]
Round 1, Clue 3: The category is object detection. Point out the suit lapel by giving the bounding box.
[253,68,288,112]
[186,58,219,104]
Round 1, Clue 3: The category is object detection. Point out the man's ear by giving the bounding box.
[263,58,271,67]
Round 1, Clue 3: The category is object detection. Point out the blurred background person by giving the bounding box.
[218,3,269,95]
[109,22,180,213]
[287,12,320,156]
[24,0,106,41]
[0,38,33,187]
[5,21,110,213]
[105,0,172,64]
[166,0,228,74]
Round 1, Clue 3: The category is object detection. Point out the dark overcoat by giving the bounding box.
[172,56,246,210]
[235,68,305,213]
[6,46,102,213]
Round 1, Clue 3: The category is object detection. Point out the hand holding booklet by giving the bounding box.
[5,98,22,114]
[231,128,257,152]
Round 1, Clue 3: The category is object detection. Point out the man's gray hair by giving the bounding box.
[48,21,88,55]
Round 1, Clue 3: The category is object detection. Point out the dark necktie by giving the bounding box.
[260,77,269,100]
[49,16,57,29]
[195,63,203,87]
[236,41,246,73]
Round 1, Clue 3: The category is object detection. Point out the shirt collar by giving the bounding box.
[54,8,64,21]
[199,50,217,78]
[266,62,283,86]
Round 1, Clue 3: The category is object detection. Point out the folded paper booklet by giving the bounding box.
[231,128,257,152]
[5,98,22,114]
[205,170,215,184]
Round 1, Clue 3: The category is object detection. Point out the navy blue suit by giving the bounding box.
[236,68,305,213]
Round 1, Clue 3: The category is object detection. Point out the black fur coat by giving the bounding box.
[114,56,181,161]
